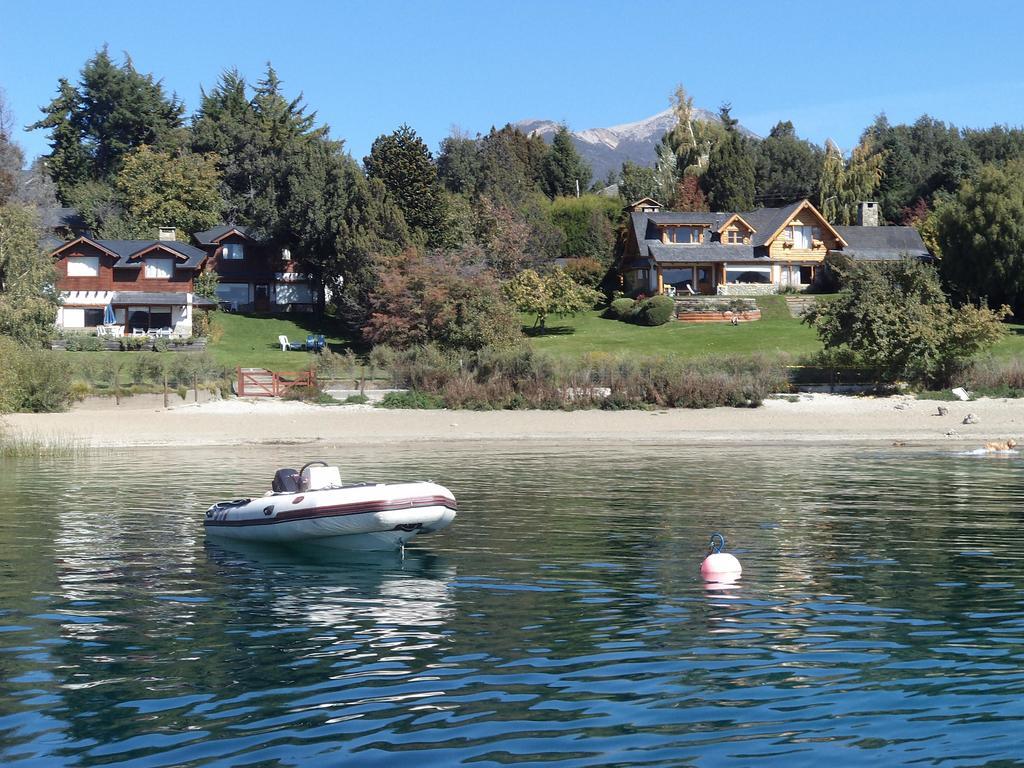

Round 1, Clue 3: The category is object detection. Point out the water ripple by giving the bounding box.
[1,445,1024,765]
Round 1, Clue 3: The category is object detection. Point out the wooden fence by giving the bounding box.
[237,367,316,397]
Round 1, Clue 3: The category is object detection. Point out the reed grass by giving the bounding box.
[0,429,86,458]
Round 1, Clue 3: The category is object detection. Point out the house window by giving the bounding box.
[786,226,821,249]
[800,265,815,284]
[150,309,172,329]
[671,226,705,244]
[83,308,104,327]
[144,258,174,279]
[662,268,694,291]
[67,256,99,276]
[222,243,245,260]
[726,267,771,284]
[726,229,744,244]
[215,282,250,306]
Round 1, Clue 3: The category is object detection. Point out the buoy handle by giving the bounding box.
[708,532,726,554]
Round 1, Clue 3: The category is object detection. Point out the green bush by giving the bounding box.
[608,298,636,320]
[120,336,148,351]
[64,334,105,351]
[378,390,446,409]
[0,338,73,412]
[634,295,675,326]
[563,258,606,289]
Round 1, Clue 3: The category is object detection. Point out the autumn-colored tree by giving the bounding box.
[364,248,521,351]
[674,175,709,212]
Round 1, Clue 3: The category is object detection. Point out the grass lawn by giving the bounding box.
[208,312,358,371]
[990,321,1024,360]
[526,296,823,361]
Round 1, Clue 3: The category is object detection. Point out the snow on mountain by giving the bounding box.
[513,107,754,183]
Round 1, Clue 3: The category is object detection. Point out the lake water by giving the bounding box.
[1,442,1023,766]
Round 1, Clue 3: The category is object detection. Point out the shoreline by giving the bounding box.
[3,393,1022,449]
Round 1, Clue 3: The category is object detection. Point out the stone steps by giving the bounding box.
[784,296,818,318]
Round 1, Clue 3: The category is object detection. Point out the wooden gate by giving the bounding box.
[237,368,316,397]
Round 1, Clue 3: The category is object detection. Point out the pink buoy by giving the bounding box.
[700,533,742,582]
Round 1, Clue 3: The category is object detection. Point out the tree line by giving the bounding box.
[4,52,1024,352]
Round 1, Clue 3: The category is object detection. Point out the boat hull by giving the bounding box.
[204,482,457,551]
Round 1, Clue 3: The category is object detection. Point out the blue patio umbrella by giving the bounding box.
[103,303,116,325]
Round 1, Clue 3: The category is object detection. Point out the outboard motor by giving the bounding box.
[272,468,301,493]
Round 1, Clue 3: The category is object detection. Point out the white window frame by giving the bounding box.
[144,258,174,279]
[66,256,99,277]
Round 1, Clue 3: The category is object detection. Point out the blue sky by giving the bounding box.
[2,0,1021,164]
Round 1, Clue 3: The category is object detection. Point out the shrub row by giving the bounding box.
[0,337,75,413]
[605,295,675,326]
[380,345,790,410]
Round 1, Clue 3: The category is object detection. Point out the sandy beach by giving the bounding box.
[2,393,1022,448]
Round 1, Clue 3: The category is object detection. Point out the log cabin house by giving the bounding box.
[51,225,314,336]
[620,198,929,296]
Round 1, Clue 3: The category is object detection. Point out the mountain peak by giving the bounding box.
[512,106,755,182]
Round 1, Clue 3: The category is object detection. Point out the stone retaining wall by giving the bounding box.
[717,283,778,296]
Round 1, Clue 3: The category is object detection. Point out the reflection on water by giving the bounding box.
[1,444,1024,765]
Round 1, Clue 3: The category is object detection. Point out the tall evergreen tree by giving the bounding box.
[701,105,755,211]
[938,161,1024,315]
[476,125,548,203]
[29,48,184,198]
[27,79,89,202]
[541,127,591,198]
[753,121,824,206]
[364,124,446,246]
[437,130,482,195]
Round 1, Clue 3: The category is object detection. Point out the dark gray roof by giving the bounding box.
[92,239,207,269]
[741,201,806,247]
[112,291,217,306]
[40,206,87,232]
[833,225,929,260]
[193,224,254,245]
[625,199,928,269]
[644,211,720,225]
[649,243,759,263]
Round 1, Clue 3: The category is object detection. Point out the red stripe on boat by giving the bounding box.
[205,495,457,527]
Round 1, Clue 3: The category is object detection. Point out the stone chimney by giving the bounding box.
[158,226,177,241]
[857,201,879,227]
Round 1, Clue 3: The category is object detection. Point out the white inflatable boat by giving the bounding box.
[204,462,457,551]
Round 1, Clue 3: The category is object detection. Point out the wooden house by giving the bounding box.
[620,198,929,296]
[51,235,214,335]
[51,225,315,335]
[193,226,314,313]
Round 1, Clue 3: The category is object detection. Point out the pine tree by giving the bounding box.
[30,49,185,200]
[753,121,824,206]
[364,124,446,246]
[541,127,591,198]
[701,105,755,211]
[28,79,90,201]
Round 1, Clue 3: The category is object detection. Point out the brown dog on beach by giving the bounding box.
[983,438,1017,452]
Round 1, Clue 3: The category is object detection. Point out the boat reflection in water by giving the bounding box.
[203,539,457,638]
